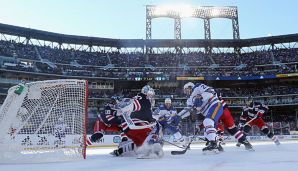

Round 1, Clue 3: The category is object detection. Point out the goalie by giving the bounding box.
[112,85,164,159]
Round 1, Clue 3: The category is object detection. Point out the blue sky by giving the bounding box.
[0,0,297,39]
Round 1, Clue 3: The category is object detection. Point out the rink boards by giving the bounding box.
[87,134,298,147]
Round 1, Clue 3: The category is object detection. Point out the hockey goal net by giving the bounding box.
[0,79,88,163]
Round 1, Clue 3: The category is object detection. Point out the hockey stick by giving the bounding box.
[162,139,186,149]
[243,115,259,127]
[171,129,199,155]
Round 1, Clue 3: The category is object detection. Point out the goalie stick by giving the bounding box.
[171,129,199,155]
[122,111,156,130]
[162,139,186,149]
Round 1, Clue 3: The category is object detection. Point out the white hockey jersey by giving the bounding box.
[153,104,177,122]
[186,83,219,116]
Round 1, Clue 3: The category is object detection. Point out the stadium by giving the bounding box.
[0,1,298,171]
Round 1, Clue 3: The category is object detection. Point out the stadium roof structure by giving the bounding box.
[0,23,298,52]
[0,23,143,47]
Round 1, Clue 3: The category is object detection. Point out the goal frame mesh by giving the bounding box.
[0,79,88,163]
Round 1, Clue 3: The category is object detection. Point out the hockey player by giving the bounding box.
[87,96,127,145]
[153,98,186,147]
[217,95,254,151]
[179,82,224,153]
[238,96,280,146]
[113,85,164,158]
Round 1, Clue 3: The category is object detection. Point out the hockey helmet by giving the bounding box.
[183,82,194,95]
[164,98,172,108]
[183,82,195,90]
[245,95,253,105]
[164,98,172,104]
[141,85,155,97]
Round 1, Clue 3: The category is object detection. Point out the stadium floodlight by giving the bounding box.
[147,5,238,19]
[153,4,196,18]
[146,4,240,52]
[210,8,221,17]
[179,5,196,18]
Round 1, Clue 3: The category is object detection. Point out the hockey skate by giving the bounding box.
[242,140,254,151]
[217,133,226,145]
[274,139,281,146]
[217,141,224,152]
[110,148,122,157]
[236,142,241,147]
[110,140,136,157]
[206,139,224,152]
[202,141,220,155]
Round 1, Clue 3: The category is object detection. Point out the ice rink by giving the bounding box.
[1,140,298,171]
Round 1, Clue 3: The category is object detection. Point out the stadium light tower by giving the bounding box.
[146,5,240,40]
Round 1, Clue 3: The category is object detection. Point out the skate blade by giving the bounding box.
[245,148,255,152]
[109,152,119,156]
[137,156,151,159]
[202,149,220,155]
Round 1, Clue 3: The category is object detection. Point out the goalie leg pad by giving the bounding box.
[125,128,152,146]
[111,140,136,157]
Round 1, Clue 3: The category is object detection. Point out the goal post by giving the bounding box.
[0,79,88,163]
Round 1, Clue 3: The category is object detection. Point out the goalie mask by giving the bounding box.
[141,85,154,97]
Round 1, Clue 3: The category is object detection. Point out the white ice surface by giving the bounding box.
[1,140,298,171]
